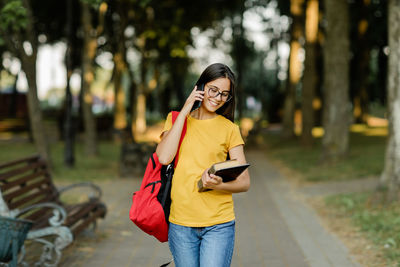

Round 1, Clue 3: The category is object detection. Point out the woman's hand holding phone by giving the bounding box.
[181,85,204,117]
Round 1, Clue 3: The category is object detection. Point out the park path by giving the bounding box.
[58,149,363,267]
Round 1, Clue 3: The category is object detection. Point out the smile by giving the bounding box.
[208,99,221,107]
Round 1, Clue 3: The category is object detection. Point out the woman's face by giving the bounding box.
[202,77,231,113]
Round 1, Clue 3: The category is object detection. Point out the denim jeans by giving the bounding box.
[168,221,235,267]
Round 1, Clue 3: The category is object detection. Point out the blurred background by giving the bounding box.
[1,0,400,265]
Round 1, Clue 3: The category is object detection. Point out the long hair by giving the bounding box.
[195,63,236,122]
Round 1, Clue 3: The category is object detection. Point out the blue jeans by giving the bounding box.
[168,221,235,267]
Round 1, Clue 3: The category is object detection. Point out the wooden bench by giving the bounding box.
[0,155,107,266]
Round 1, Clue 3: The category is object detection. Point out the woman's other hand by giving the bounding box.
[201,168,223,190]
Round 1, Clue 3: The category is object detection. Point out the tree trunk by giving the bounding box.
[232,3,246,120]
[112,2,128,139]
[9,73,19,117]
[377,47,388,105]
[379,0,400,201]
[160,85,171,117]
[22,55,51,165]
[81,2,98,156]
[301,0,319,146]
[351,0,371,124]
[135,53,150,136]
[127,69,138,143]
[113,51,128,134]
[282,0,305,138]
[380,135,394,186]
[22,0,51,165]
[321,0,350,161]
[64,0,75,166]
[136,92,146,134]
[155,62,170,117]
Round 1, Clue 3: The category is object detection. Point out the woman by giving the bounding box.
[156,63,250,267]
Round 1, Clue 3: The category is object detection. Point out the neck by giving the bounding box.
[191,107,217,120]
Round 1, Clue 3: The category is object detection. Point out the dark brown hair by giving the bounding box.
[195,63,236,122]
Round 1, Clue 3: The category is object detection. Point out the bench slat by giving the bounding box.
[22,195,61,223]
[8,187,57,210]
[71,207,106,236]
[0,161,46,181]
[65,202,97,227]
[1,169,48,191]
[0,154,40,169]
[3,178,53,202]
[32,203,83,229]
[25,207,52,225]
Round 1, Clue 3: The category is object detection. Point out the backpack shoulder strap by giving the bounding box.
[171,111,187,167]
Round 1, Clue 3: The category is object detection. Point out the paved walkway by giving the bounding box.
[58,149,363,267]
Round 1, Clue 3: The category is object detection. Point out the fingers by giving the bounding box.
[202,173,222,189]
[209,174,222,184]
[190,89,204,103]
[194,92,204,101]
[188,87,204,100]
[201,169,213,187]
[192,87,204,96]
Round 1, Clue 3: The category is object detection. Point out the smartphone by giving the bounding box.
[190,84,205,112]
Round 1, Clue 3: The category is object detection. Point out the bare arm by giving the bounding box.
[200,145,250,193]
[156,113,187,165]
[156,86,204,165]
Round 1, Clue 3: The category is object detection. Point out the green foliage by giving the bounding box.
[0,0,27,31]
[326,193,400,266]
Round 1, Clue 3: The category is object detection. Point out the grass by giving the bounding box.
[326,193,400,267]
[0,140,121,182]
[260,128,386,182]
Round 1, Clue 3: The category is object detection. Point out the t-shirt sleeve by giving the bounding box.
[160,112,173,139]
[228,124,244,150]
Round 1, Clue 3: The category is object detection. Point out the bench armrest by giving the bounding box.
[58,182,102,200]
[15,202,67,227]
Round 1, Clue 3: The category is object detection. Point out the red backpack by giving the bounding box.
[129,111,187,242]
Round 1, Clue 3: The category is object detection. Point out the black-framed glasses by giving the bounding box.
[208,87,232,102]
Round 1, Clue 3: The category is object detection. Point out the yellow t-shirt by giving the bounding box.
[161,112,244,227]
